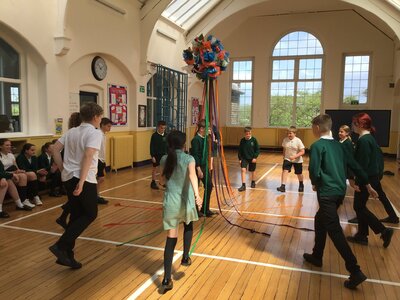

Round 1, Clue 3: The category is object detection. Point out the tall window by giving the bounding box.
[230,59,253,126]
[0,38,21,132]
[342,55,370,105]
[269,31,323,127]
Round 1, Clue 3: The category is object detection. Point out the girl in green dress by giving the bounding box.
[160,131,202,292]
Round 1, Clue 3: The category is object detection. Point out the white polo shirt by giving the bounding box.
[282,136,305,163]
[98,130,106,163]
[58,123,102,183]
[0,152,16,170]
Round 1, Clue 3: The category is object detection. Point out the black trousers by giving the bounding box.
[56,177,98,252]
[313,195,360,274]
[48,170,62,192]
[353,176,386,237]
[370,176,397,219]
[200,166,213,212]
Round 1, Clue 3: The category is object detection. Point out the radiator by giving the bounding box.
[111,135,133,171]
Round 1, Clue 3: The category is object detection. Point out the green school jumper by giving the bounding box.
[238,137,260,160]
[309,138,368,197]
[150,131,167,158]
[190,134,208,168]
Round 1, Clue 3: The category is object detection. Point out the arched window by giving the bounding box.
[269,31,323,127]
[0,38,21,132]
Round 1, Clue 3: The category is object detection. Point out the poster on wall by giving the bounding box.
[109,84,127,126]
[191,97,200,125]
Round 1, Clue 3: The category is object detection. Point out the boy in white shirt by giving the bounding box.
[49,102,103,269]
[277,126,305,193]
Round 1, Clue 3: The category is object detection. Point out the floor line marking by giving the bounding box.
[256,163,279,184]
[2,224,400,288]
[99,175,153,194]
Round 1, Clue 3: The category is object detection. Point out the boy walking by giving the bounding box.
[191,119,216,217]
[238,127,260,191]
[277,126,305,192]
[49,103,103,269]
[150,120,167,190]
[305,114,377,289]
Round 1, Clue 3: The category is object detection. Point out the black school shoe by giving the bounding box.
[97,197,109,205]
[379,216,399,224]
[344,271,367,289]
[381,228,394,248]
[162,278,173,292]
[49,244,82,269]
[181,257,192,266]
[276,185,285,192]
[16,205,32,211]
[0,211,10,218]
[346,235,368,246]
[238,184,246,192]
[348,217,358,224]
[303,253,322,267]
[251,181,256,188]
[150,180,159,190]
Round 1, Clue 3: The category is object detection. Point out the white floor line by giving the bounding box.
[0,204,63,226]
[99,175,153,194]
[256,163,279,184]
[105,196,162,205]
[128,252,183,299]
[2,224,400,289]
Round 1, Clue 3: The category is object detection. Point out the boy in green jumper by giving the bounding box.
[150,120,167,190]
[306,114,378,289]
[238,127,260,191]
[190,119,216,217]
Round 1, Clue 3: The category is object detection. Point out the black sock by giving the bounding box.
[17,186,27,201]
[242,183,246,186]
[183,222,193,259]
[299,181,304,187]
[281,184,286,187]
[163,237,177,280]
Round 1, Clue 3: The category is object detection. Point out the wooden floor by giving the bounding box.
[0,151,399,300]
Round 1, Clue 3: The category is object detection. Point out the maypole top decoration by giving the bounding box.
[183,34,229,81]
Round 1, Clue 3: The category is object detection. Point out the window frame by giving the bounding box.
[340,52,372,108]
[229,57,254,127]
[268,31,324,129]
[0,36,25,136]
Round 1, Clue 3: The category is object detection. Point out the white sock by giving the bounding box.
[15,199,23,207]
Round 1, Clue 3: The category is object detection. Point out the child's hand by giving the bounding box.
[197,169,203,179]
[151,157,156,163]
[12,173,19,183]
[251,158,256,163]
[349,180,360,192]
[289,155,296,161]
[312,185,316,191]
[195,194,202,208]
[366,184,378,199]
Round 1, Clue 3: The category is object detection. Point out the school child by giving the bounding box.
[190,119,216,217]
[16,143,43,205]
[238,126,260,191]
[38,142,63,197]
[338,125,359,223]
[0,161,12,218]
[0,139,33,209]
[306,114,378,289]
[0,159,32,212]
[346,112,396,247]
[277,126,305,192]
[150,120,167,190]
[97,117,112,204]
[160,130,202,292]
[49,102,103,269]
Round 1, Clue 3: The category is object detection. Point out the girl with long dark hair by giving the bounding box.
[160,130,202,292]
